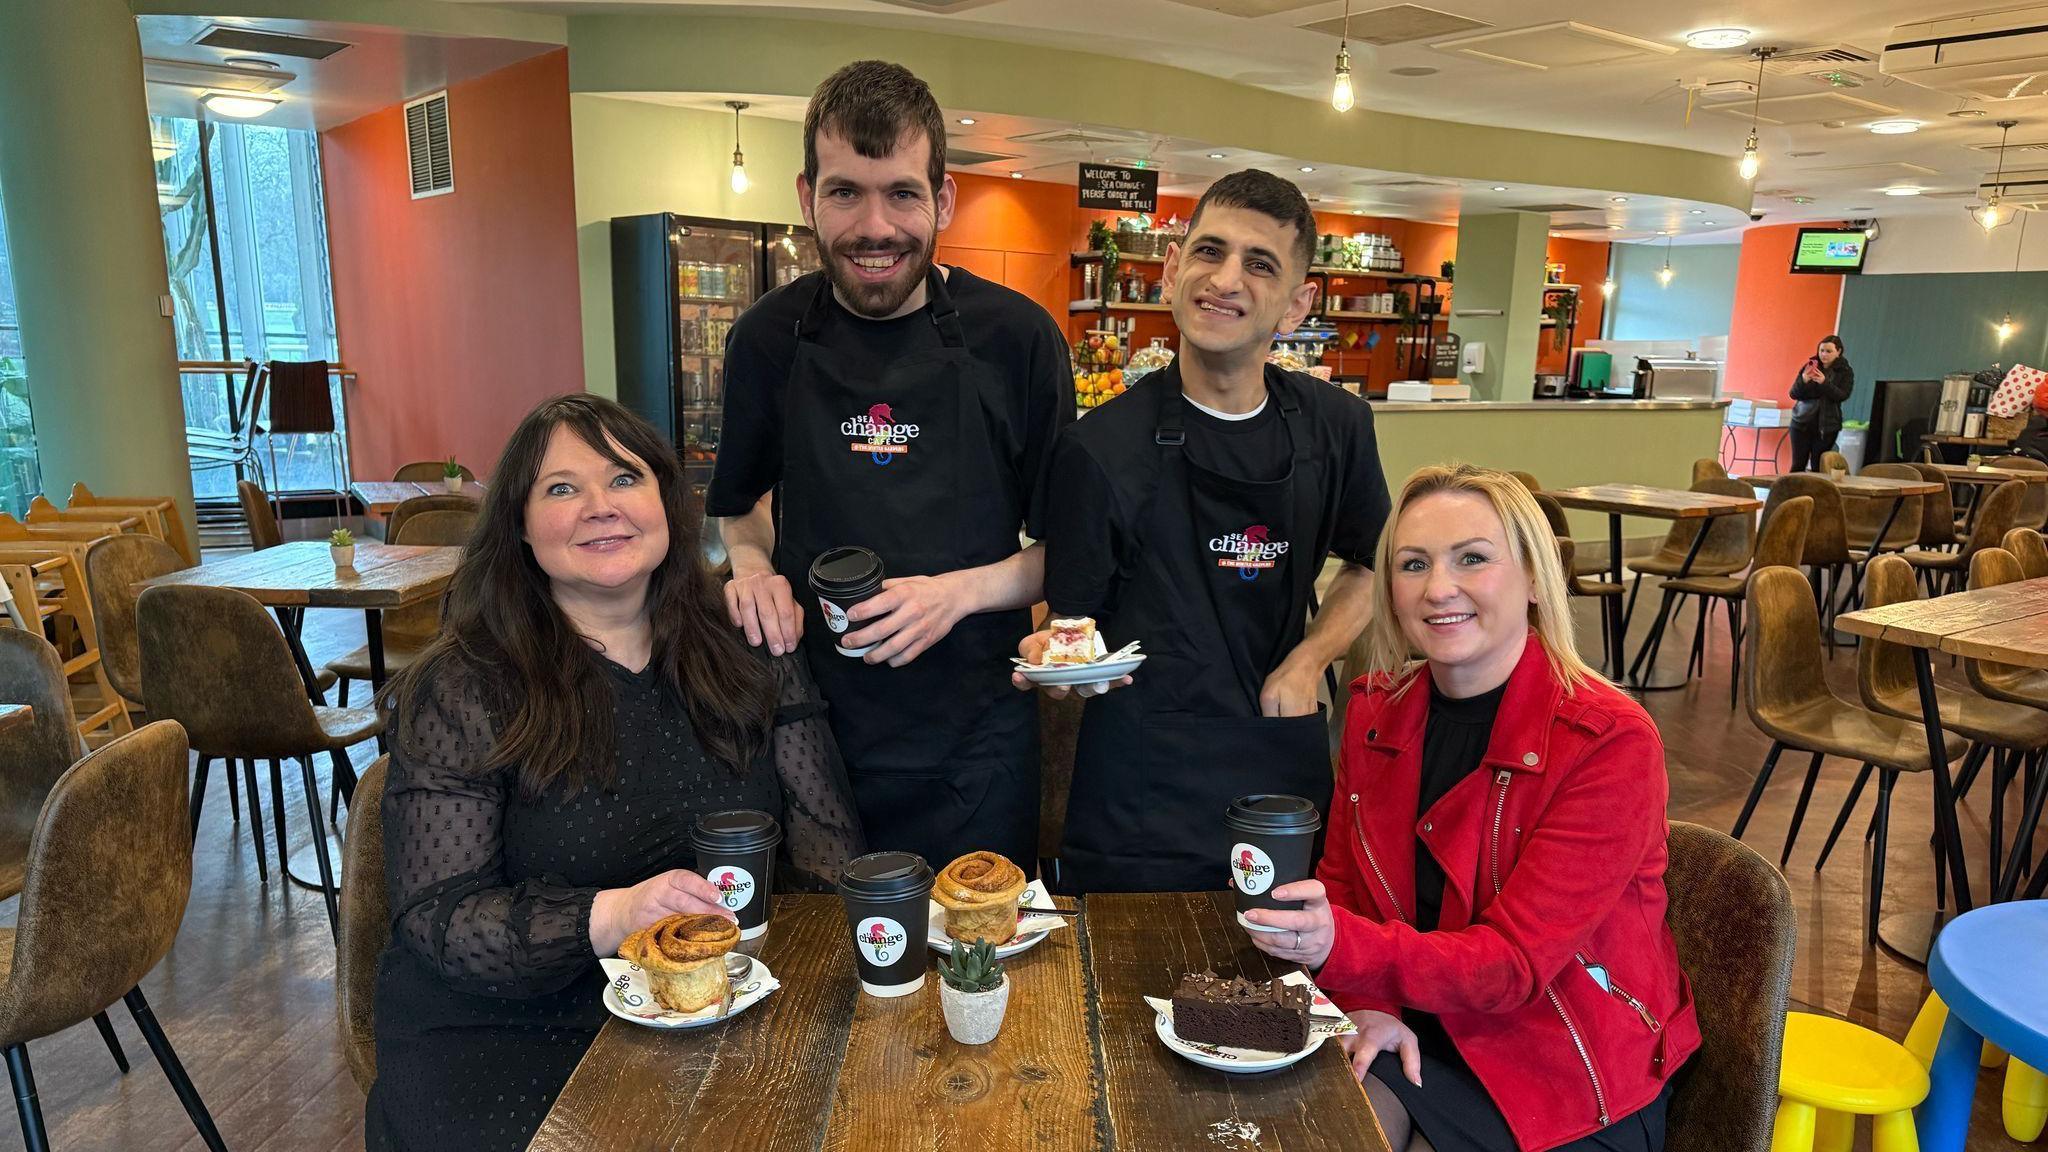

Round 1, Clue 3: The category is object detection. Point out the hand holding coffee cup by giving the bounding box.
[1243,879,1336,969]
[1009,630,1134,698]
[691,810,782,941]
[1226,794,1322,933]
[842,573,974,667]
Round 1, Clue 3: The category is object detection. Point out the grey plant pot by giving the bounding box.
[938,975,1010,1045]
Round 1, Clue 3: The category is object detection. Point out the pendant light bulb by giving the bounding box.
[1998,312,2016,342]
[1737,49,1772,182]
[1332,49,1355,113]
[1657,263,1674,287]
[1600,276,1616,297]
[1978,199,2005,231]
[1738,136,1761,182]
[726,101,751,195]
[1976,119,2020,231]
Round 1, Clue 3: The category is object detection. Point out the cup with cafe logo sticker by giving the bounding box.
[838,851,934,997]
[808,546,887,657]
[690,809,781,941]
[1225,794,1322,932]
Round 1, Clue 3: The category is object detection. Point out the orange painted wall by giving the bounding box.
[320,49,584,482]
[1724,223,1845,459]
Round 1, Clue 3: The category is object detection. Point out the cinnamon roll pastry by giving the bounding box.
[619,913,740,1013]
[932,851,1030,944]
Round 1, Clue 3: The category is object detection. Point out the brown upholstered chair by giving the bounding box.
[1819,450,1851,474]
[1508,470,1541,493]
[1988,455,2048,531]
[1663,821,1795,1152]
[237,478,281,550]
[1625,478,1764,645]
[1903,479,2024,595]
[1908,462,1963,550]
[393,460,473,483]
[1757,474,1854,644]
[338,756,389,1094]
[1655,493,1810,709]
[1850,554,2048,892]
[386,493,477,545]
[326,507,475,705]
[1535,493,1623,659]
[2003,527,2048,579]
[139,585,383,936]
[1693,458,1731,485]
[1737,564,1964,943]
[1962,549,2048,889]
[0,721,226,1151]
[1843,463,1927,557]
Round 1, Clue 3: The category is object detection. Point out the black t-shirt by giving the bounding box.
[1415,679,1508,933]
[1037,365,1392,627]
[705,267,1072,536]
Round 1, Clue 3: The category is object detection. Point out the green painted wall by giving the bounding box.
[1446,212,1548,400]
[1608,243,1739,342]
[1835,270,2048,423]
[571,96,810,398]
[563,12,1755,214]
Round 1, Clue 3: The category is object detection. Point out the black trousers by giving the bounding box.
[1789,423,1839,472]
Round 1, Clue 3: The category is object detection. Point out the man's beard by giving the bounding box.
[816,233,936,319]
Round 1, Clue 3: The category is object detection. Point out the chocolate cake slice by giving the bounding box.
[1170,971,1310,1053]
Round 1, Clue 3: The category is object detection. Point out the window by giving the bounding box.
[0,180,43,517]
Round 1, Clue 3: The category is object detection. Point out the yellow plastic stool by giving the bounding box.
[1904,991,2045,1140]
[1774,1012,1929,1152]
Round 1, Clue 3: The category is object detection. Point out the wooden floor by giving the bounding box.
[0,575,2036,1151]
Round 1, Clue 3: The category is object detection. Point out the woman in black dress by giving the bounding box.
[365,395,863,1152]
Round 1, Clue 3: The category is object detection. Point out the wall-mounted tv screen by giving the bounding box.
[1790,228,1869,274]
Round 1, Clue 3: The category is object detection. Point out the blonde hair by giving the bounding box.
[1363,462,1604,696]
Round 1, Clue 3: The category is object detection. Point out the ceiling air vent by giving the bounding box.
[944,147,1018,167]
[405,92,453,200]
[1765,44,1876,73]
[193,24,351,61]
[1505,201,1603,213]
[1298,5,1491,46]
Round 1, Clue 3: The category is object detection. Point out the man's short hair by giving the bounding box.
[803,60,948,194]
[1186,169,1318,275]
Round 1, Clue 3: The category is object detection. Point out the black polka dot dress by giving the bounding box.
[364,651,863,1152]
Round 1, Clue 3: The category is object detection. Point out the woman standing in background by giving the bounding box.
[1789,335,1853,471]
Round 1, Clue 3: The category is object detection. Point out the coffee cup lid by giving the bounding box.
[838,850,933,901]
[810,546,883,592]
[692,809,782,853]
[1225,794,1322,834]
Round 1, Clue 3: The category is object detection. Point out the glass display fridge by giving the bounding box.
[609,214,824,498]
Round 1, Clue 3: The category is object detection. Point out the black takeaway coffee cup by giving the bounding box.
[1225,794,1324,932]
[808,546,886,657]
[837,850,934,997]
[691,809,781,941]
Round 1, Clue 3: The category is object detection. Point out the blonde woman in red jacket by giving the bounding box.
[1246,464,1700,1152]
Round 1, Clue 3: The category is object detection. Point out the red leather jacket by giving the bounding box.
[1314,635,1700,1152]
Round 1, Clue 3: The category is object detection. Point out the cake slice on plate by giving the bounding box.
[1043,617,1099,666]
[1170,971,1310,1053]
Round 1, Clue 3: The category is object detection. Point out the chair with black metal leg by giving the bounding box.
[1908,462,1964,552]
[1758,474,1856,651]
[1961,548,2048,900]
[1535,493,1624,667]
[2002,526,2048,579]
[1905,480,2025,596]
[1653,484,1809,710]
[1988,455,2048,531]
[0,721,227,1152]
[1623,477,1758,637]
[1693,457,1731,485]
[1737,559,1967,945]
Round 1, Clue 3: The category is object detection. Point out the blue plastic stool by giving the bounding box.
[1919,902,2048,1152]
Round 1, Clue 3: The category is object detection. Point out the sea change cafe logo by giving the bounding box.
[1210,524,1289,581]
[712,866,756,912]
[843,402,920,465]
[855,916,910,965]
[1231,843,1276,895]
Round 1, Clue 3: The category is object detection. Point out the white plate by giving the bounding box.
[599,954,778,1029]
[1145,972,1355,1074]
[928,878,1064,958]
[1012,653,1146,688]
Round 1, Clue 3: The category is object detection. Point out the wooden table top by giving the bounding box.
[1835,577,2048,665]
[1741,474,1944,497]
[136,540,458,609]
[530,891,1387,1152]
[350,480,486,514]
[1918,463,2048,486]
[0,705,32,735]
[1545,484,1762,519]
[1922,434,2017,446]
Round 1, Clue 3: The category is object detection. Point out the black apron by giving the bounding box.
[775,269,1039,871]
[1058,366,1333,894]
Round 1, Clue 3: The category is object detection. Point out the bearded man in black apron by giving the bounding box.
[710,62,1071,871]
[1023,170,1391,894]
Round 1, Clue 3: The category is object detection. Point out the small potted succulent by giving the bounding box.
[441,456,465,493]
[329,527,356,568]
[936,938,1009,1045]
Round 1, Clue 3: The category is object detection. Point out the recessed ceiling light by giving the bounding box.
[1790,195,1816,204]
[1491,185,1508,191]
[1868,119,1922,134]
[199,92,280,119]
[1684,28,1751,50]
[1300,166,1315,173]
[1950,108,1989,119]
[1391,66,1439,78]
[1009,171,1023,179]
[1610,196,1629,203]
[957,117,976,125]
[1883,186,1923,196]
[222,56,281,70]
[1689,208,1704,214]
[1208,152,1225,159]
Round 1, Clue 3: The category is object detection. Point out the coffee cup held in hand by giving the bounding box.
[690,809,781,941]
[838,850,934,997]
[1225,794,1323,932]
[808,546,886,658]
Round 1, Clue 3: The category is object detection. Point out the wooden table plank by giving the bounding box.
[1940,614,2048,670]
[136,541,457,609]
[820,893,1097,1152]
[1833,577,2048,647]
[1919,463,2048,486]
[351,480,486,515]
[1741,474,1943,497]
[529,896,860,1152]
[1084,891,1390,1152]
[0,705,32,736]
[1546,484,1761,519]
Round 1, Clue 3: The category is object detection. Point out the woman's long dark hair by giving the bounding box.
[385,394,775,797]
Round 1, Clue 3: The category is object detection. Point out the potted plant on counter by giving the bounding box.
[936,938,1009,1045]
[1440,259,1454,282]
[441,456,465,493]
[329,528,356,569]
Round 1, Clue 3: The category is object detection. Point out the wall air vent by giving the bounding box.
[405,92,454,199]
[193,24,351,60]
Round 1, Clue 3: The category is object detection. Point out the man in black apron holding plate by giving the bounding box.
[711,62,1071,870]
[1024,170,1391,894]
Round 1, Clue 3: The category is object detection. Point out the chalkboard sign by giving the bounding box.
[1078,164,1158,213]
[1430,332,1462,379]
